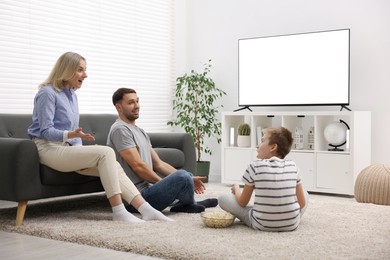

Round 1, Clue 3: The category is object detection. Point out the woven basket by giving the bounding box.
[354,164,390,205]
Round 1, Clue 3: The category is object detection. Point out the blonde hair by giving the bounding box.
[39,52,86,91]
[264,127,293,159]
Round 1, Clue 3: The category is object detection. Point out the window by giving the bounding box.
[0,0,174,132]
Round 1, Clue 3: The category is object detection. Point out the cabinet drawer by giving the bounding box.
[316,153,352,194]
[222,149,255,184]
[286,152,315,191]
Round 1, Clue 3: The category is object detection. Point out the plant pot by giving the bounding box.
[237,135,250,147]
[196,161,210,183]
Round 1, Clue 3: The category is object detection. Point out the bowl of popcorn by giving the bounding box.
[201,211,235,228]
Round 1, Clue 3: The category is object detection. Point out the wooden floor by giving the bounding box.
[0,200,162,260]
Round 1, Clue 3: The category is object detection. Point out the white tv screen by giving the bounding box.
[238,29,350,107]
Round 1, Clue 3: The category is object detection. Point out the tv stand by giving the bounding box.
[221,110,371,195]
[340,105,351,111]
[233,106,252,112]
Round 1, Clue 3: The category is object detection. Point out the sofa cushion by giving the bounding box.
[0,114,31,139]
[79,114,117,146]
[40,165,99,185]
[154,148,185,169]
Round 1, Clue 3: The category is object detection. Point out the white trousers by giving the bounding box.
[33,138,140,203]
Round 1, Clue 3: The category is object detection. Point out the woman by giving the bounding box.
[27,52,172,223]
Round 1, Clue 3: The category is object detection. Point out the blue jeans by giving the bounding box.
[126,169,195,212]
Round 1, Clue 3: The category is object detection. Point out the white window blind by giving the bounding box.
[0,0,174,132]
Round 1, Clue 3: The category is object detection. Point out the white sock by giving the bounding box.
[138,202,174,222]
[112,203,145,223]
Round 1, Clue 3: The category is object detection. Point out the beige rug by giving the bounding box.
[0,183,389,260]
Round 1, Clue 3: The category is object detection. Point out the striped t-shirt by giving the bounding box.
[242,156,301,232]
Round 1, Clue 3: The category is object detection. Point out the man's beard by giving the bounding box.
[124,111,139,122]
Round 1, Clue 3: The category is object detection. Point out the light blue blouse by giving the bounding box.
[28,85,82,146]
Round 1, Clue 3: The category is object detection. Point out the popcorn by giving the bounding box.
[201,212,235,228]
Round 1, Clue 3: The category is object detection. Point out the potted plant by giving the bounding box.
[167,60,226,182]
[237,123,251,147]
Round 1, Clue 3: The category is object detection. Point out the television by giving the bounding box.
[238,29,350,110]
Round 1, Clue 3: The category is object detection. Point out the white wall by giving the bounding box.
[175,0,390,181]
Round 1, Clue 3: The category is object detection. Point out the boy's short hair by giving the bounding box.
[264,127,293,159]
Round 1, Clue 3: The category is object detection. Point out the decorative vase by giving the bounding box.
[237,135,250,147]
[293,127,304,150]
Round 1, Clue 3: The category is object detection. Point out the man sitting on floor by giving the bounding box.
[107,88,218,213]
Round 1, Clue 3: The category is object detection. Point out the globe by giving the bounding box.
[324,121,347,147]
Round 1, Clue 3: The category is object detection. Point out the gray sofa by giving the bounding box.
[0,114,196,226]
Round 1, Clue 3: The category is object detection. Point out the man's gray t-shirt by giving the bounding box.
[107,118,151,191]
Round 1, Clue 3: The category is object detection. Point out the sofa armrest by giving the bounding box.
[0,137,41,202]
[148,133,196,174]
